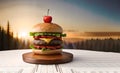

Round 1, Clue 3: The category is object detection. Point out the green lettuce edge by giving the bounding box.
[29,32,66,37]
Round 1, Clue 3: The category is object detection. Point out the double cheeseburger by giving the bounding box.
[30,15,66,55]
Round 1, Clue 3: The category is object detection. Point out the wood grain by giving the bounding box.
[22,52,73,64]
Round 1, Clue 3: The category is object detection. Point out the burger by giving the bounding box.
[30,15,66,55]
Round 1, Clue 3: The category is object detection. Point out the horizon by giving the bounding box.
[1,23,120,39]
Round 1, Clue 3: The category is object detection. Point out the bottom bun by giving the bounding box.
[32,49,62,55]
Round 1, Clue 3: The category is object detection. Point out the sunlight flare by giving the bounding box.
[18,32,28,38]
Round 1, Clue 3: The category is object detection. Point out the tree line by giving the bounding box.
[63,38,120,53]
[0,21,30,51]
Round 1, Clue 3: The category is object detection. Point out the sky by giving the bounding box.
[0,0,120,34]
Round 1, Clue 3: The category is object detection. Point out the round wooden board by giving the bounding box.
[22,52,73,64]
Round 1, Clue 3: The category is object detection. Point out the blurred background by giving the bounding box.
[0,0,120,52]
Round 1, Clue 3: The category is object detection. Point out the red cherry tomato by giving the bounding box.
[43,16,52,23]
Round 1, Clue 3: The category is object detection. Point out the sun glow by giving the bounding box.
[18,32,28,38]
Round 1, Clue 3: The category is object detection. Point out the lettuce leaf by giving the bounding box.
[29,32,66,37]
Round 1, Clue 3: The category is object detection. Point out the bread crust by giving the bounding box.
[32,23,63,33]
[32,49,62,55]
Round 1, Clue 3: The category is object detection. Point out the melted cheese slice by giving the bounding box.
[40,38,53,44]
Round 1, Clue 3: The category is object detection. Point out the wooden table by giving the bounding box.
[0,49,120,73]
